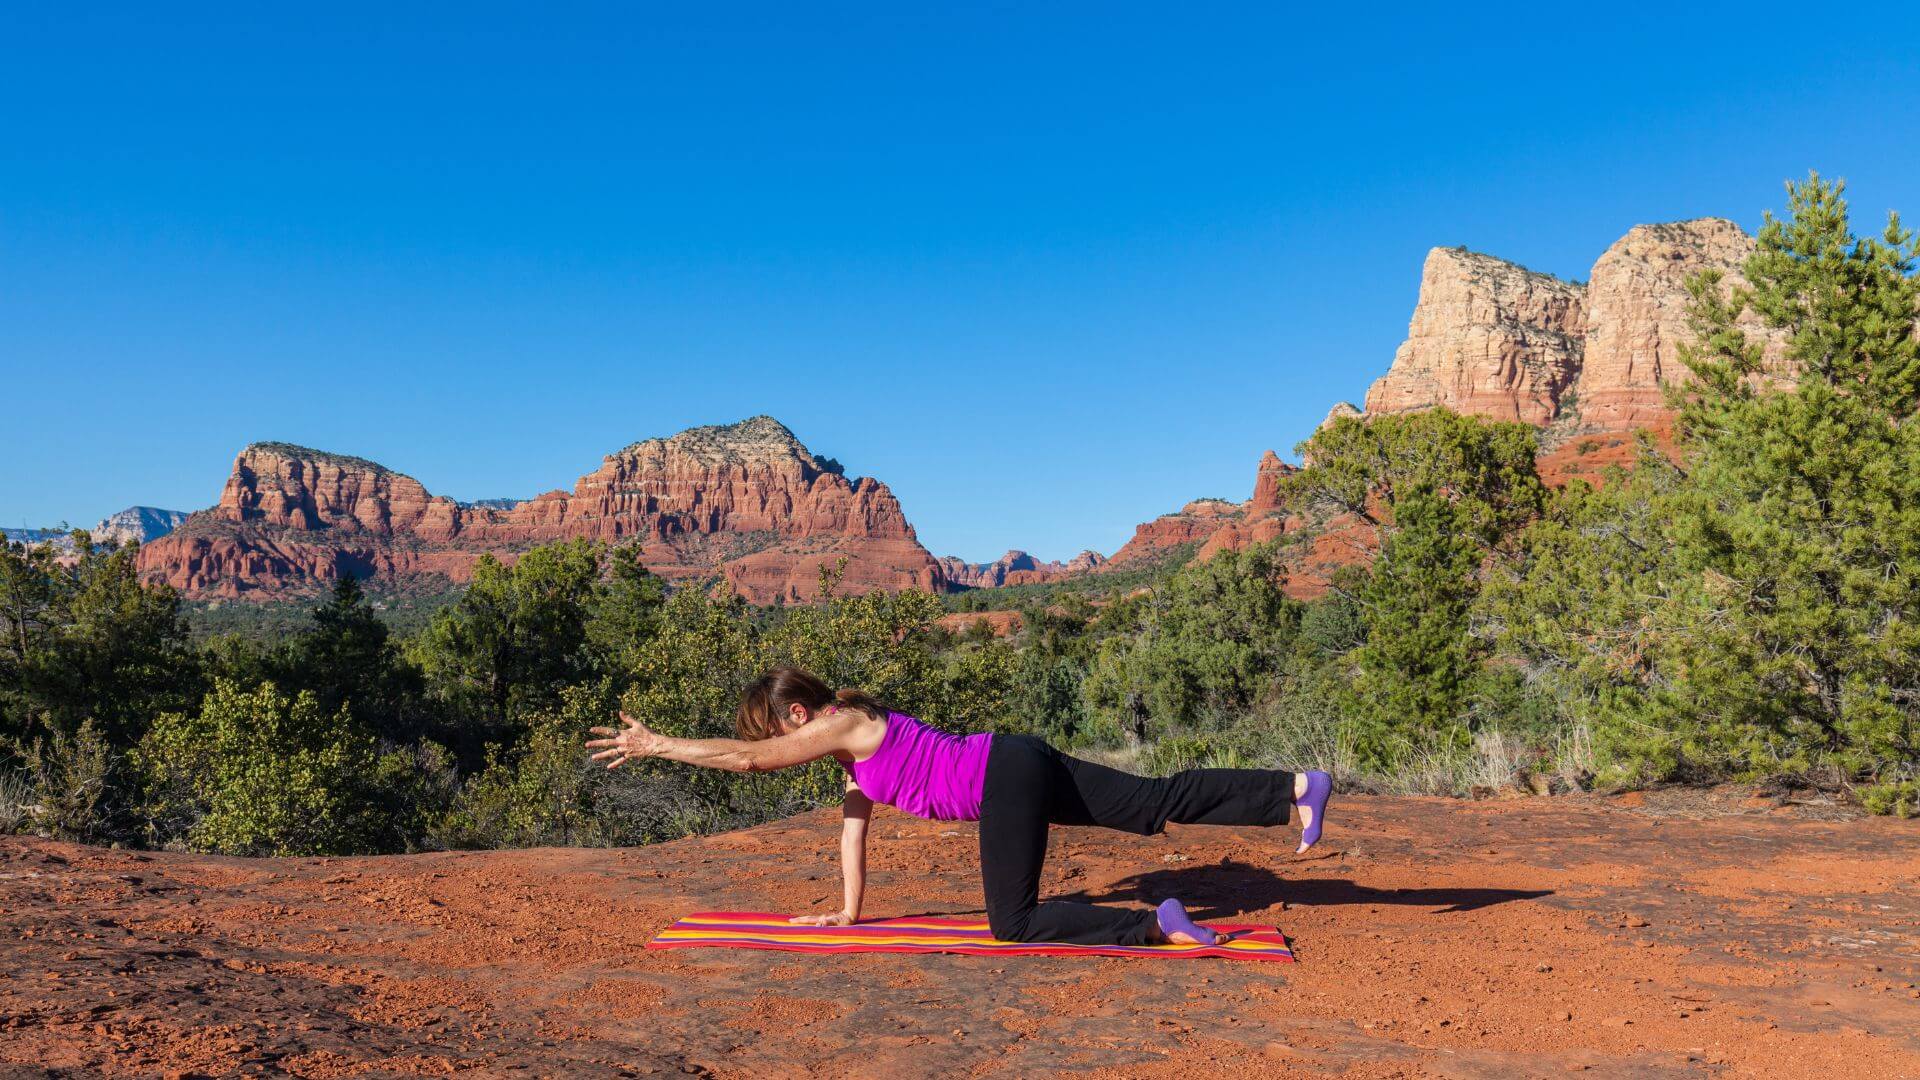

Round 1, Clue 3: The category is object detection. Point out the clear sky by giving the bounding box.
[6,4,1920,562]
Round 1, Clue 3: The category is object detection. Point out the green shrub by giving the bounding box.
[0,768,31,833]
[432,713,609,849]
[1861,780,1919,819]
[1082,544,1300,743]
[136,679,414,856]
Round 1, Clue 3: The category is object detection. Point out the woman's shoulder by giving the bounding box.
[827,703,893,763]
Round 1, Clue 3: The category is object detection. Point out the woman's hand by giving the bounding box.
[788,909,856,927]
[585,711,665,769]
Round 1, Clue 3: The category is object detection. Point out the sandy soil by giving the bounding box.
[2,789,1917,1078]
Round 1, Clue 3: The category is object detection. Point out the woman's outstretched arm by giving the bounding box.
[793,779,871,926]
[586,709,855,773]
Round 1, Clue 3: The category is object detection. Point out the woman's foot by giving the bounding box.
[1296,770,1332,853]
[1156,898,1218,946]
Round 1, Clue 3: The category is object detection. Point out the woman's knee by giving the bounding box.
[986,902,1037,942]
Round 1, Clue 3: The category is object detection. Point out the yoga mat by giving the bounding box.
[646,911,1294,962]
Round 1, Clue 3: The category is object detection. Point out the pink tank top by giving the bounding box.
[843,711,992,822]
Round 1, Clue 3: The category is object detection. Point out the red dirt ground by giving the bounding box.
[3,790,1917,1078]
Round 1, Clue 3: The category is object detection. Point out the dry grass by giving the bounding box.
[0,770,36,834]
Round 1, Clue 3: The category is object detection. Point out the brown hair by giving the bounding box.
[735,666,884,741]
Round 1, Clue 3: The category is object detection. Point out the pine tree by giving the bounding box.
[289,574,425,743]
[1351,483,1482,758]
[1289,408,1545,764]
[1665,173,1920,784]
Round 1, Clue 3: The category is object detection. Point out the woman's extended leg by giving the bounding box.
[977,736,1160,945]
[1049,752,1296,837]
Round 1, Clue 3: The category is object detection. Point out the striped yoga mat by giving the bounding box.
[646,911,1293,962]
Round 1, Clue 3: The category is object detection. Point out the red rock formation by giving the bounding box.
[934,610,1025,637]
[1363,248,1586,426]
[1105,499,1240,567]
[1246,450,1294,513]
[1571,218,1782,432]
[1168,219,1783,594]
[1365,218,1780,441]
[1192,451,1299,561]
[215,443,462,536]
[1099,449,1338,596]
[139,417,946,605]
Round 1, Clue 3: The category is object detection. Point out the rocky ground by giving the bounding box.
[2,790,1917,1078]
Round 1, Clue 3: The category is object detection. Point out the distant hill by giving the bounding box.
[4,506,189,553]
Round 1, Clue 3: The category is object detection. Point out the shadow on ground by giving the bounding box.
[1055,862,1553,918]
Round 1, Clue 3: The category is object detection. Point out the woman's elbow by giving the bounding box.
[734,751,782,773]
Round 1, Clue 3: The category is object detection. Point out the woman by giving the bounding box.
[586,667,1331,947]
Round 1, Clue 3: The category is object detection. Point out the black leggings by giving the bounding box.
[977,734,1294,946]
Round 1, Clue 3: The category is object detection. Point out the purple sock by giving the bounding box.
[1298,769,1332,849]
[1156,898,1217,945]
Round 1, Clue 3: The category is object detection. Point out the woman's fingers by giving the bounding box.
[588,726,617,737]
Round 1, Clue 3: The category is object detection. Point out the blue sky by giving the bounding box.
[6,4,1920,561]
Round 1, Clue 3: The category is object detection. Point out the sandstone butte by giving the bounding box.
[136,416,945,606]
[1105,217,1789,593]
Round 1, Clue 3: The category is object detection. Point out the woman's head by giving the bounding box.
[735,667,881,740]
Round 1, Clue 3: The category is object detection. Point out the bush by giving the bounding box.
[0,769,31,833]
[432,713,609,849]
[1862,780,1919,819]
[136,679,420,856]
[1082,544,1300,743]
[23,719,120,842]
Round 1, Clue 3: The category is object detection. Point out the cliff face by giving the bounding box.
[1362,248,1586,426]
[1120,218,1777,588]
[216,444,461,537]
[1364,218,1776,437]
[1572,218,1770,431]
[138,417,945,604]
